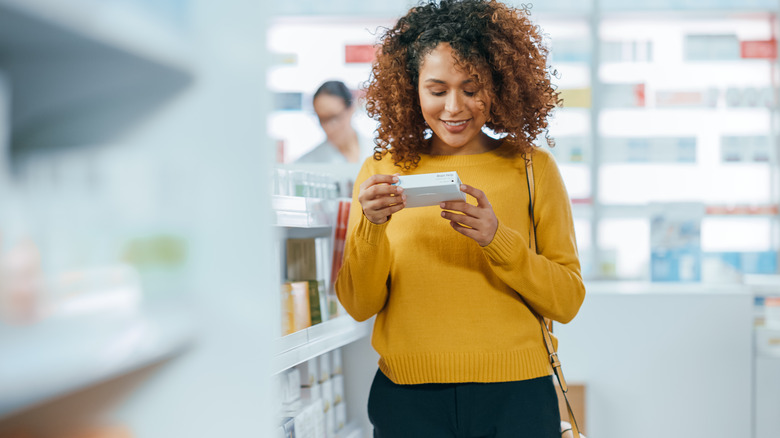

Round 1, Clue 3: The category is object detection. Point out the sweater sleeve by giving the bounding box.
[481,152,585,323]
[334,160,393,322]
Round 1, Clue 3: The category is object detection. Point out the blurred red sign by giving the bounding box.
[345,45,376,63]
[740,40,777,59]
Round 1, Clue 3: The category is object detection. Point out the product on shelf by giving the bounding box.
[287,237,331,322]
[331,348,343,375]
[0,238,43,325]
[280,348,352,438]
[280,281,312,335]
[299,357,320,387]
[329,200,351,317]
[318,351,332,383]
[650,203,704,282]
[332,375,345,406]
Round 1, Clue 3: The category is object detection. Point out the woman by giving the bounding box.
[296,80,374,164]
[335,1,586,436]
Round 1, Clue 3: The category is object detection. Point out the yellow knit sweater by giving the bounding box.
[335,142,585,385]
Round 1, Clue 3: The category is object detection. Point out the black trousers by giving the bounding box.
[368,369,560,438]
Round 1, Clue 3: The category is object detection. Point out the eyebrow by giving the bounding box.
[424,78,474,85]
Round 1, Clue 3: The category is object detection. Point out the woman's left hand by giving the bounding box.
[440,184,498,247]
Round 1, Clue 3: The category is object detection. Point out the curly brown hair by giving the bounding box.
[363,0,560,170]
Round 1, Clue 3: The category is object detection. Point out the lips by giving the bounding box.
[442,118,470,134]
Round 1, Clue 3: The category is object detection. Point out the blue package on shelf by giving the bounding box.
[650,203,704,282]
[652,246,702,282]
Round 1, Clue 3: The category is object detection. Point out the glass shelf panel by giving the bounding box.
[599,163,772,205]
[702,216,776,252]
[598,218,651,279]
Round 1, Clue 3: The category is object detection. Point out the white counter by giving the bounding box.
[555,281,753,438]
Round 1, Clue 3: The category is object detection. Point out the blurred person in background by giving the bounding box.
[296,80,375,164]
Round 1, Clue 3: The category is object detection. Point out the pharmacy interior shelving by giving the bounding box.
[273,315,372,375]
[0,302,196,420]
[1,0,279,436]
[272,189,375,437]
[272,193,372,377]
[0,0,192,156]
[0,0,198,425]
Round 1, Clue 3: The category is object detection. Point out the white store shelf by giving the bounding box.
[0,302,196,420]
[273,315,372,375]
[274,196,337,228]
[0,0,193,153]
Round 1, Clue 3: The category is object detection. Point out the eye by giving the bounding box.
[463,91,476,97]
[431,90,446,97]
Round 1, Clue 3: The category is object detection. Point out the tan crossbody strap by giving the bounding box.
[523,153,582,437]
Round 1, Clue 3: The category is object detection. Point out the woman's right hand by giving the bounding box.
[358,174,406,224]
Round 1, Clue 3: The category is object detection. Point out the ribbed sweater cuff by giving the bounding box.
[482,221,525,265]
[355,214,390,246]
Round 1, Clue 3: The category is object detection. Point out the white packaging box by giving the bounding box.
[318,351,331,383]
[331,348,343,375]
[301,382,322,402]
[332,375,345,406]
[321,378,334,413]
[394,171,466,208]
[286,368,302,402]
[293,403,313,438]
[297,358,319,387]
[311,398,326,438]
[325,404,337,437]
[335,401,347,431]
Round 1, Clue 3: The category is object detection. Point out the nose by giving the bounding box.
[444,92,463,115]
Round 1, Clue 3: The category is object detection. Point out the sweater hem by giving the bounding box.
[377,348,553,385]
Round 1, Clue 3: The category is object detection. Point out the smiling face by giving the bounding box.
[418,43,492,155]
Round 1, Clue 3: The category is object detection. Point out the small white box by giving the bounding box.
[325,403,337,436]
[301,382,322,402]
[297,358,319,387]
[331,348,343,375]
[332,375,345,405]
[335,401,347,430]
[394,171,467,208]
[321,378,334,413]
[318,352,331,383]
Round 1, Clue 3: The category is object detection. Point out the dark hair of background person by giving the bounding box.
[314,80,354,108]
[363,0,561,170]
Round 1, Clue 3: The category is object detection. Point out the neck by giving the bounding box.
[332,129,360,162]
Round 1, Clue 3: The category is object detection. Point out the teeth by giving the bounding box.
[444,120,467,126]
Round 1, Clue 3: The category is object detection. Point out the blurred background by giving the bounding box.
[0,0,778,437]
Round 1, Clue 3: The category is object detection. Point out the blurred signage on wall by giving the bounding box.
[344,45,376,64]
[740,39,777,59]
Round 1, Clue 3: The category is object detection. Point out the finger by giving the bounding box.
[360,173,400,191]
[449,220,493,247]
[440,210,479,229]
[368,200,406,220]
[459,184,490,208]
[449,220,480,238]
[364,193,406,212]
[440,200,479,217]
[366,183,403,200]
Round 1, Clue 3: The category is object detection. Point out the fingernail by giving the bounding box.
[441,211,446,217]
[460,184,466,190]
[440,203,445,208]
[401,194,407,201]
[393,176,399,183]
[397,187,404,193]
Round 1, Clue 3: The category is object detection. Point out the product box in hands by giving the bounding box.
[394,171,467,208]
